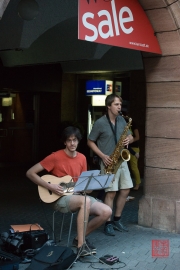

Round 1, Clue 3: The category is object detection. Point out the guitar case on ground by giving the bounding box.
[25,245,77,270]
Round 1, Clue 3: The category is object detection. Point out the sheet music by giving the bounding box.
[74,170,114,192]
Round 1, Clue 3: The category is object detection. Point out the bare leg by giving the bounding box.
[104,191,116,221]
[85,201,112,235]
[115,189,130,217]
[69,195,91,248]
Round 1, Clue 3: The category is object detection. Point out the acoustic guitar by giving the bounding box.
[38,174,74,203]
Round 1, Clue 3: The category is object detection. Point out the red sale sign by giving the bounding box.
[78,0,161,54]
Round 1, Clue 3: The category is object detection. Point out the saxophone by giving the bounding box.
[105,115,132,174]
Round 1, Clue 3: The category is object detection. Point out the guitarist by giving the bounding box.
[26,126,112,257]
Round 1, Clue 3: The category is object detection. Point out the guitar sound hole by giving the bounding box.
[60,183,67,192]
[48,182,52,195]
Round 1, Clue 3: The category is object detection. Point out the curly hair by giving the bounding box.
[61,126,82,143]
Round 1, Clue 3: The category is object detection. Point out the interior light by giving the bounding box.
[2,97,12,106]
[92,95,106,106]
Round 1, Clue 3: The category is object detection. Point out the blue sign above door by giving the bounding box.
[86,80,106,95]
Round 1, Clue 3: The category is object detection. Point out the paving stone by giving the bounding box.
[164,264,178,270]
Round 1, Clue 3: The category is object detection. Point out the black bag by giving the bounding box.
[25,245,76,270]
[1,230,49,256]
[0,250,21,270]
[0,232,24,255]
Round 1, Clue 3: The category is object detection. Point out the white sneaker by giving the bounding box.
[126,196,135,202]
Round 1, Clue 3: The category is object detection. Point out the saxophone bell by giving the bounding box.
[121,148,131,162]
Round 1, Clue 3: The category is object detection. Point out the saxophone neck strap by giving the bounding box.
[106,113,117,144]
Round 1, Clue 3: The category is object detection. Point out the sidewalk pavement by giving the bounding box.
[0,166,180,270]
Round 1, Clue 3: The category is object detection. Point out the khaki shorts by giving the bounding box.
[53,194,97,213]
[100,161,133,192]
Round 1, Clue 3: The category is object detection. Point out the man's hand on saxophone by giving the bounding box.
[123,134,134,147]
[87,140,113,167]
[101,154,113,167]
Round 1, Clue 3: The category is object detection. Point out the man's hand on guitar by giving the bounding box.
[39,175,73,203]
[50,183,64,196]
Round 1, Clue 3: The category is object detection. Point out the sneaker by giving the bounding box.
[77,244,93,257]
[126,196,135,202]
[72,238,96,251]
[112,220,128,232]
[86,238,96,251]
[104,223,115,236]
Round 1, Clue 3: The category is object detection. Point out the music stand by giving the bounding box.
[73,170,114,263]
[74,170,114,193]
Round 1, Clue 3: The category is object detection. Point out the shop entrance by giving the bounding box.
[76,70,146,179]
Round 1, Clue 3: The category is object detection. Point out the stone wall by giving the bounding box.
[138,0,180,232]
[129,70,146,178]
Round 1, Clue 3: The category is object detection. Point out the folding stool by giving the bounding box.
[52,211,76,247]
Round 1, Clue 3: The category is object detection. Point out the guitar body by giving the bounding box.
[38,174,73,203]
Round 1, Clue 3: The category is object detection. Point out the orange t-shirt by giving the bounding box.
[40,149,87,182]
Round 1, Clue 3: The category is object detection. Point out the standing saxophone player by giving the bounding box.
[87,94,134,236]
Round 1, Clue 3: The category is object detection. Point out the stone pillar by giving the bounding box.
[138,0,180,232]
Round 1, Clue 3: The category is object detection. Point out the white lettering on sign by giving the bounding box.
[87,89,102,93]
[120,7,133,34]
[98,10,114,39]
[83,13,98,41]
[82,0,134,42]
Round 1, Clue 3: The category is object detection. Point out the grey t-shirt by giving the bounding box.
[88,115,130,156]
